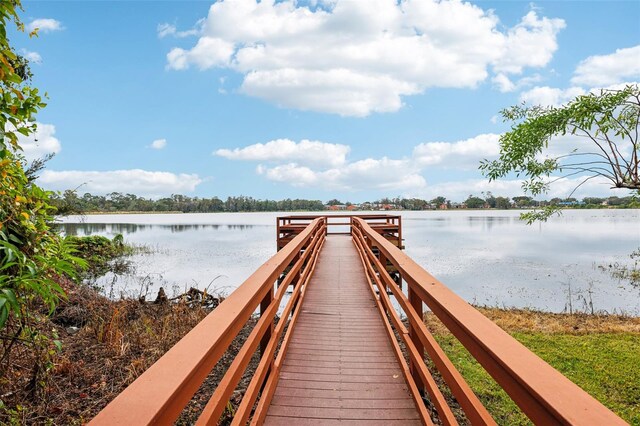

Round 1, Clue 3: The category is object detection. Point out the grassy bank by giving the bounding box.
[426,307,640,425]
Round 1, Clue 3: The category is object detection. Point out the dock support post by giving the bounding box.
[408,287,424,395]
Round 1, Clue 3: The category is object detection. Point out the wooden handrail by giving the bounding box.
[351,217,625,425]
[90,218,326,425]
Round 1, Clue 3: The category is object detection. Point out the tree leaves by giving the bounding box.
[481,85,640,223]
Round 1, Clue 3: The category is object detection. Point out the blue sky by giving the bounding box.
[10,0,640,202]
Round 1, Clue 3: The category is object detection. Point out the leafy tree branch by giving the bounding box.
[481,85,640,222]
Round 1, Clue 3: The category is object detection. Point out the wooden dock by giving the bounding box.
[265,236,420,425]
[90,215,626,426]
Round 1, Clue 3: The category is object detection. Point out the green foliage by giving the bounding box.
[481,85,640,221]
[49,191,328,213]
[494,196,511,209]
[64,234,133,279]
[464,195,486,209]
[0,1,86,395]
[0,4,46,157]
[435,332,640,425]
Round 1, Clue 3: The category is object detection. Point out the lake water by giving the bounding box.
[57,210,640,315]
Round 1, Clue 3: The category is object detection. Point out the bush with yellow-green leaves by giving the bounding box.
[0,1,84,391]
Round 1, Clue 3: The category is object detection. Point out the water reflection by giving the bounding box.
[58,223,260,236]
[466,215,513,230]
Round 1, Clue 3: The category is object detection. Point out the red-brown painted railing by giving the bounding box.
[277,214,401,249]
[90,217,326,425]
[351,216,626,425]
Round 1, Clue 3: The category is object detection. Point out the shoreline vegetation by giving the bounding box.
[50,192,639,215]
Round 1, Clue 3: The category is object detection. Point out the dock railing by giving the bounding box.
[277,214,401,250]
[351,216,625,425]
[90,217,327,425]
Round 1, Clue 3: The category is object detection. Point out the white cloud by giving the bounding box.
[167,37,235,70]
[150,138,167,150]
[16,123,61,161]
[572,45,640,87]
[492,73,516,93]
[215,138,350,167]
[26,18,63,34]
[414,178,525,201]
[217,133,504,191]
[257,158,425,191]
[413,175,617,201]
[21,49,42,64]
[492,73,541,93]
[413,133,500,168]
[158,23,179,38]
[157,21,203,38]
[240,69,418,117]
[166,1,565,116]
[518,46,640,107]
[519,86,586,107]
[39,169,202,198]
[492,11,565,74]
[217,132,629,198]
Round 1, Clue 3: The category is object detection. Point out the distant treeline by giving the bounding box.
[51,192,325,214]
[50,191,639,214]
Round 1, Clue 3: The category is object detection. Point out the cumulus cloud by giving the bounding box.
[492,11,565,74]
[413,133,500,168]
[16,123,61,161]
[217,133,622,198]
[150,138,167,150]
[217,134,504,191]
[571,45,640,87]
[26,18,64,34]
[215,139,350,167]
[518,46,640,107]
[167,37,235,70]
[492,73,541,93]
[519,86,586,107]
[257,158,425,191]
[39,169,202,198]
[165,0,564,116]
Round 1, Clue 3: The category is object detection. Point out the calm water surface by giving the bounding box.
[57,210,640,314]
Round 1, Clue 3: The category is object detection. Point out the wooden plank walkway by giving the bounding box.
[264,235,421,425]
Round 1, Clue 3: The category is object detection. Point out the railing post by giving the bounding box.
[260,285,274,357]
[289,252,302,315]
[408,285,424,395]
[379,251,388,289]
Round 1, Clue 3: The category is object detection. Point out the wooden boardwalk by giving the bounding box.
[89,216,626,426]
[264,236,421,425]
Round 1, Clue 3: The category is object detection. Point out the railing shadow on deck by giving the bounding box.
[90,218,326,426]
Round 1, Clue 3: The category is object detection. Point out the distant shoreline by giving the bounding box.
[82,211,184,215]
[75,207,640,215]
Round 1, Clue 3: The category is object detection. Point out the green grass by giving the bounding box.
[435,332,640,425]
